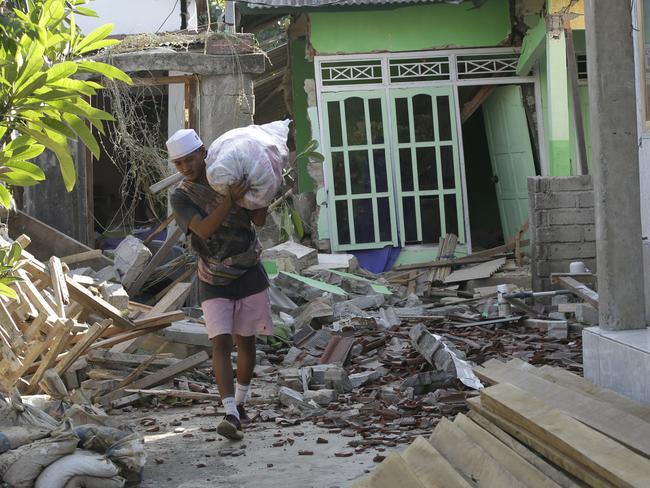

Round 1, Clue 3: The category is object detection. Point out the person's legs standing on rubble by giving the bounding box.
[166,129,273,440]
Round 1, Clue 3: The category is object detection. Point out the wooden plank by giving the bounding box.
[26,319,75,394]
[453,413,561,488]
[534,364,650,424]
[23,260,133,329]
[394,240,529,271]
[565,23,589,175]
[0,301,25,351]
[429,233,458,287]
[553,276,599,309]
[8,320,60,386]
[115,283,191,354]
[467,397,609,488]
[149,172,183,194]
[152,267,195,304]
[481,383,650,488]
[430,417,528,488]
[467,411,584,488]
[127,227,183,296]
[461,85,496,123]
[142,214,175,246]
[16,269,57,320]
[444,257,507,284]
[401,436,472,488]
[96,350,209,406]
[452,316,521,329]
[89,323,171,350]
[123,388,220,402]
[60,249,104,266]
[363,452,427,488]
[54,319,112,375]
[475,361,650,458]
[115,345,166,389]
[48,256,69,318]
[86,349,179,369]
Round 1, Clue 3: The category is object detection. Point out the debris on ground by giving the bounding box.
[354,359,650,488]
[0,225,603,485]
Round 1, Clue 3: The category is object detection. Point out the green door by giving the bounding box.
[322,91,399,251]
[482,85,536,239]
[389,86,465,246]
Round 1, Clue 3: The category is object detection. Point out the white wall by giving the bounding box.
[76,0,181,35]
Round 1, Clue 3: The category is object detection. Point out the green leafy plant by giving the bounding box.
[0,242,23,299]
[0,0,132,206]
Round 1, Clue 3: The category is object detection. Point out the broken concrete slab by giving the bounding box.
[262,241,318,274]
[349,367,388,389]
[303,389,337,406]
[303,253,358,274]
[378,308,401,329]
[113,236,152,288]
[399,371,455,394]
[269,285,298,314]
[278,386,320,411]
[100,282,129,311]
[278,368,302,391]
[575,303,599,325]
[95,265,120,283]
[333,294,385,315]
[156,321,211,348]
[523,318,569,340]
[292,298,333,330]
[307,364,353,393]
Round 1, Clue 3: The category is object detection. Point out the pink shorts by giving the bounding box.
[201,289,273,339]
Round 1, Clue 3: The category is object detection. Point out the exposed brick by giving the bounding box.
[577,191,595,208]
[535,226,583,243]
[534,192,578,209]
[549,208,595,225]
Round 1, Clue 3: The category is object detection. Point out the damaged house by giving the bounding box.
[241,0,594,272]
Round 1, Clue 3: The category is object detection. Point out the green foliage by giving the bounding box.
[0,242,23,299]
[0,0,132,200]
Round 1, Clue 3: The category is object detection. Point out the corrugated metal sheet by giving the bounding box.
[245,0,484,10]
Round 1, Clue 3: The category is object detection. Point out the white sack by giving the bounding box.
[206,120,291,210]
[35,450,120,488]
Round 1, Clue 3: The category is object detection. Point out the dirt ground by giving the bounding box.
[115,405,401,488]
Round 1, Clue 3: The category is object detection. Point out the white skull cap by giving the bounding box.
[166,129,203,160]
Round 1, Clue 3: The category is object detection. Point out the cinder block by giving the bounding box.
[583,225,596,241]
[540,176,593,192]
[549,208,595,225]
[531,210,548,227]
[535,226,583,243]
[528,177,542,193]
[534,192,578,209]
[545,242,597,260]
[535,260,574,277]
[577,191,595,208]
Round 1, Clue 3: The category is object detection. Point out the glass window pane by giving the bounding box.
[349,150,371,194]
[437,95,452,141]
[344,97,367,146]
[444,194,459,237]
[421,196,441,244]
[403,196,418,243]
[353,199,375,244]
[378,197,392,241]
[369,98,384,144]
[413,94,434,142]
[399,148,414,191]
[335,200,351,245]
[373,149,388,193]
[441,145,455,189]
[328,101,342,147]
[395,98,410,143]
[332,152,347,196]
[416,146,438,191]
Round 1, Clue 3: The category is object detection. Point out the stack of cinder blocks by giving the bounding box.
[528,176,596,290]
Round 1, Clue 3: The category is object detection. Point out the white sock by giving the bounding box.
[222,396,239,419]
[235,383,250,405]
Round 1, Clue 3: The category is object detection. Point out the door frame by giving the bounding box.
[314,47,545,253]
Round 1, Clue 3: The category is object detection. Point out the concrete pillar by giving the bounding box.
[198,74,254,145]
[545,15,572,176]
[585,0,646,330]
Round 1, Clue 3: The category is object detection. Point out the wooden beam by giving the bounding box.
[554,276,599,309]
[131,75,195,86]
[142,214,175,246]
[60,249,104,266]
[127,227,183,296]
[461,85,496,124]
[48,256,69,318]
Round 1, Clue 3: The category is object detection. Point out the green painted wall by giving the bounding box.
[309,0,511,54]
[290,38,316,192]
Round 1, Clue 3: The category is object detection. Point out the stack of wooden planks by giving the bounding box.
[354,359,650,487]
[0,234,185,395]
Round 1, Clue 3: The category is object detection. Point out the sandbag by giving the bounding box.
[35,450,120,488]
[7,390,59,429]
[0,426,78,488]
[0,425,51,453]
[206,120,290,209]
[64,475,126,488]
